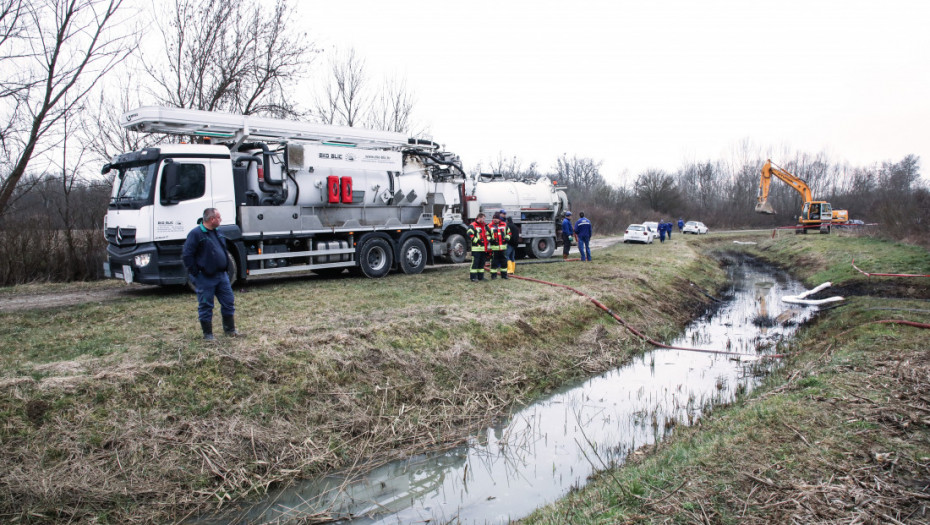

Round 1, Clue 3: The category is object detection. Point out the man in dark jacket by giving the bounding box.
[561,211,574,259]
[505,215,520,275]
[182,208,241,340]
[574,212,592,261]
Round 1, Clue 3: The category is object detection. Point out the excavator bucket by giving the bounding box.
[755,200,776,215]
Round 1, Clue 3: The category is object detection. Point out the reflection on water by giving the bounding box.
[200,258,816,525]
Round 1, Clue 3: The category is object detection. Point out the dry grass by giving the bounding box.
[0,239,724,523]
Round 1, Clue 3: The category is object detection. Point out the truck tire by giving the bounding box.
[358,237,393,278]
[530,237,555,259]
[444,233,467,264]
[399,237,427,274]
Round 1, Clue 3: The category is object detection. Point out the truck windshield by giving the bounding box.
[110,164,156,208]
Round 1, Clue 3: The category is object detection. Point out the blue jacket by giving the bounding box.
[182,224,228,277]
[561,217,574,235]
[575,217,592,238]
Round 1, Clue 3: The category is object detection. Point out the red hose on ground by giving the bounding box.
[510,274,789,360]
[872,319,930,329]
[851,259,930,278]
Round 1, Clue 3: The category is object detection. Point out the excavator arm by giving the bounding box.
[755,159,814,214]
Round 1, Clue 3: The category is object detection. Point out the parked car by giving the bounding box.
[682,221,708,234]
[642,221,659,241]
[623,224,654,244]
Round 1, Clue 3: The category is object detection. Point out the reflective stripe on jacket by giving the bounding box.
[467,221,490,252]
[487,221,510,251]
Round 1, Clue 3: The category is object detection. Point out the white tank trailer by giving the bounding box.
[459,175,569,259]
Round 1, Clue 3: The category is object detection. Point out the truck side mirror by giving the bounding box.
[161,161,180,205]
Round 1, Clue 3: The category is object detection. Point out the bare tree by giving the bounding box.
[0,0,133,219]
[314,48,369,127]
[81,76,163,173]
[554,154,604,189]
[147,0,315,116]
[367,76,417,133]
[634,169,680,213]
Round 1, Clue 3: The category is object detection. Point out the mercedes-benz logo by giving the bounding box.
[116,227,123,242]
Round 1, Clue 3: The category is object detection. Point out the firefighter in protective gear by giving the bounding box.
[487,211,511,279]
[467,213,490,281]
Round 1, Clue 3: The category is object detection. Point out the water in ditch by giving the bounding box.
[203,256,817,524]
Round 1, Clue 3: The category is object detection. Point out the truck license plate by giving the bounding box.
[122,265,133,284]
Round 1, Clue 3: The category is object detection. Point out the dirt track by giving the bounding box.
[0,236,628,313]
[0,286,165,312]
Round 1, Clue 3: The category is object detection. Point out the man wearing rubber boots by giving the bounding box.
[467,213,490,282]
[561,211,574,259]
[182,208,243,340]
[487,210,511,279]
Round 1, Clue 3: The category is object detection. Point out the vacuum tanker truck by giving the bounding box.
[102,106,568,287]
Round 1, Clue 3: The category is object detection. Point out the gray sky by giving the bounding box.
[301,0,930,183]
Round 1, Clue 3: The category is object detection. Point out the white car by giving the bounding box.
[682,221,708,234]
[642,221,659,241]
[623,224,654,244]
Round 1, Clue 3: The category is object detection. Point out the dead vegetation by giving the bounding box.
[0,241,723,523]
[523,236,930,525]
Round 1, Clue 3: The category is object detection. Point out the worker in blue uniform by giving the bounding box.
[574,212,592,261]
[561,211,574,259]
[182,208,242,341]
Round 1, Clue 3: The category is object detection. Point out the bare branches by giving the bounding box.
[147,0,316,117]
[314,48,369,127]
[0,0,134,219]
[556,154,605,189]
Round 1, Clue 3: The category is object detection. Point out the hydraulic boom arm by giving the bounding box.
[755,159,814,214]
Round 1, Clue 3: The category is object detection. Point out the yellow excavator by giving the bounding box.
[755,159,848,234]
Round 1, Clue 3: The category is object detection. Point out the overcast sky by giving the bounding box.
[300,1,930,184]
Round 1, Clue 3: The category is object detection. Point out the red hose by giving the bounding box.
[872,319,930,329]
[510,274,789,359]
[851,259,930,278]
[835,319,930,339]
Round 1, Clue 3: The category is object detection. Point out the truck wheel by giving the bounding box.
[358,237,393,278]
[226,250,238,287]
[530,237,555,259]
[444,233,467,264]
[399,237,427,274]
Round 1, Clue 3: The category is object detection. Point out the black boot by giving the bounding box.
[200,320,215,342]
[501,271,508,279]
[222,315,243,337]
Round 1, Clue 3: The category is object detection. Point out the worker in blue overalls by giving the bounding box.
[561,211,574,260]
[574,212,592,262]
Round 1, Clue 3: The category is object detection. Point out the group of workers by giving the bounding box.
[561,211,593,261]
[466,209,521,281]
[656,219,685,242]
[466,208,595,282]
